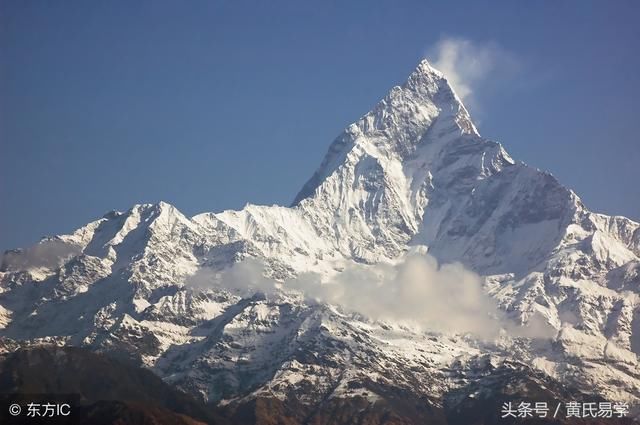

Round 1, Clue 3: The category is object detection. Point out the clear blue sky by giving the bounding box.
[1,0,638,251]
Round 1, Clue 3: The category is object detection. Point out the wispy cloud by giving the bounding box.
[427,36,519,112]
[1,240,81,271]
[186,254,555,340]
[290,253,505,339]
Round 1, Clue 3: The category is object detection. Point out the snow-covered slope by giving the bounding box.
[1,59,639,419]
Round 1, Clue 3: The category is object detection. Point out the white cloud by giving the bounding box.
[427,36,519,111]
[289,254,504,339]
[185,257,277,296]
[1,240,81,271]
[188,253,555,340]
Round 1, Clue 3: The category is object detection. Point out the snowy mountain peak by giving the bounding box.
[292,59,478,207]
[414,58,444,76]
[2,59,640,417]
[400,58,478,136]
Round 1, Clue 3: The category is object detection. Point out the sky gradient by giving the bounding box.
[1,0,639,251]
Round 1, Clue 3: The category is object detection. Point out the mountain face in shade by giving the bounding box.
[0,346,223,424]
[1,346,631,425]
[1,59,639,423]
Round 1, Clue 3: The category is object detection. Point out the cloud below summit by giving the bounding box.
[188,253,555,340]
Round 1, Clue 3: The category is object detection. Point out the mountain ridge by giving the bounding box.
[1,59,639,421]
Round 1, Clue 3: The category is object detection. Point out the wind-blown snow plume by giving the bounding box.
[427,36,517,110]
